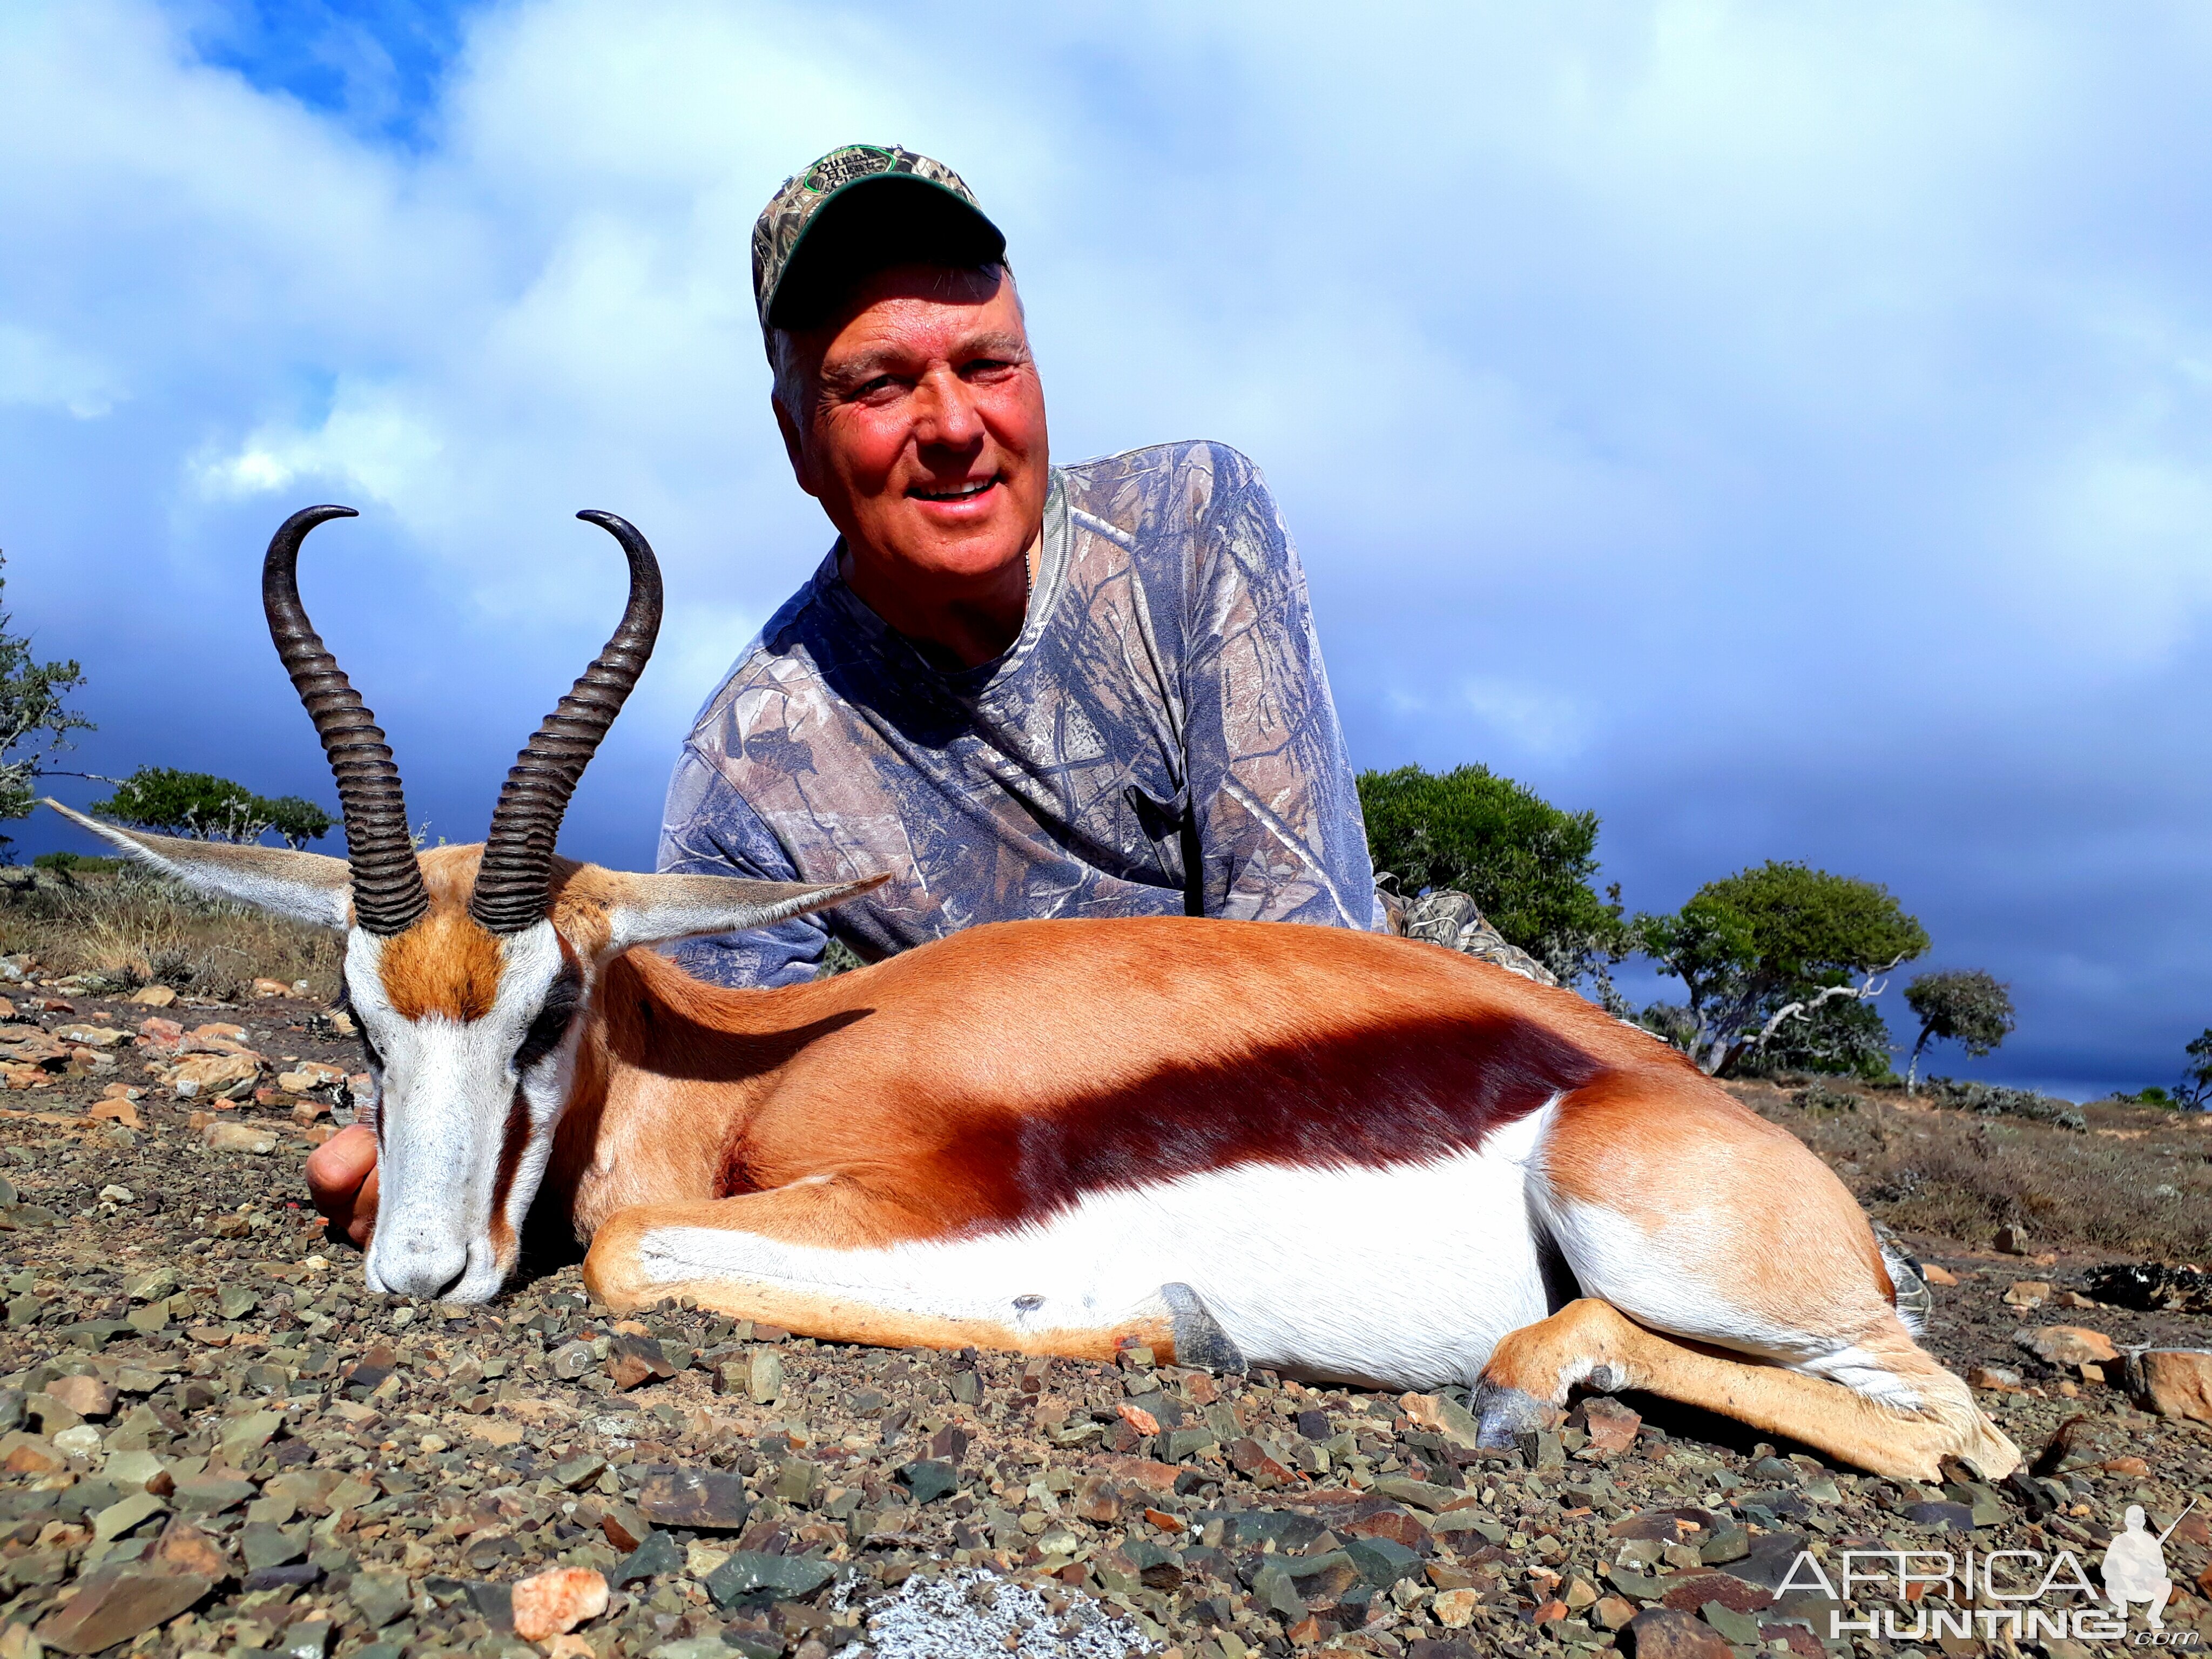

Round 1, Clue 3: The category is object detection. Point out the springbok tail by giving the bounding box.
[1870,1219,1932,1335]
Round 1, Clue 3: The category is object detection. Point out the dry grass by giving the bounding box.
[1732,1077,2212,1262]
[0,866,341,1003]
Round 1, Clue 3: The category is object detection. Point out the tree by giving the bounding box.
[1901,969,2015,1093]
[0,552,92,859]
[90,767,334,848]
[2179,1030,2212,1110]
[1358,763,1629,989]
[1759,994,1899,1082]
[1634,861,1929,1077]
[262,795,336,851]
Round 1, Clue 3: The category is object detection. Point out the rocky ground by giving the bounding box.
[0,966,2209,1659]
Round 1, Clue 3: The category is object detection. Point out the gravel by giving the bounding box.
[2,964,2211,1657]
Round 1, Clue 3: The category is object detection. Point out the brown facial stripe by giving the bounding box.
[377,907,505,1023]
[913,1007,1603,1232]
[486,1084,534,1264]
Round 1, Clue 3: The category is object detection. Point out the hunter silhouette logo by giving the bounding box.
[2102,1502,2193,1631]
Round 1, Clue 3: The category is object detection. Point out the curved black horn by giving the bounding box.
[262,504,430,936]
[468,511,663,934]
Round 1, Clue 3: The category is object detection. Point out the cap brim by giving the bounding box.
[766,173,1007,331]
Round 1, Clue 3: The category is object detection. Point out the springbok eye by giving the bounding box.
[333,980,382,1073]
[514,963,583,1073]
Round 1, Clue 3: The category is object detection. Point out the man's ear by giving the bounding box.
[771,394,819,500]
[585,869,886,959]
[43,799,355,930]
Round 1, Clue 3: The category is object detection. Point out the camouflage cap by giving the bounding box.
[752,145,1006,334]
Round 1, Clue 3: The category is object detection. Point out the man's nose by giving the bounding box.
[913,366,983,447]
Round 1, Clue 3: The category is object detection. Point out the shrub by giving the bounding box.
[31,851,120,874]
[0,862,338,1002]
[1921,1076,2087,1131]
[0,551,92,859]
[1635,862,1928,1076]
[1357,763,1628,988]
[1746,1081,2207,1257]
[89,767,334,847]
[1751,996,1899,1082]
[1902,969,2015,1092]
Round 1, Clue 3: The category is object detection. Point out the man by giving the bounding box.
[664,144,1378,983]
[307,144,1375,1242]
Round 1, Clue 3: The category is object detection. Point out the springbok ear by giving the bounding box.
[593,870,887,957]
[43,799,354,930]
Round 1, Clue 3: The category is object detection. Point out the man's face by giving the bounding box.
[777,264,1048,590]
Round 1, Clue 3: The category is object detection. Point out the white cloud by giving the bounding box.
[0,325,124,419]
[1460,679,1589,759]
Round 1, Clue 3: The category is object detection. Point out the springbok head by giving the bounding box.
[50,506,868,1302]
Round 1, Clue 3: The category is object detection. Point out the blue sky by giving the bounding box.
[6,1,2210,1097]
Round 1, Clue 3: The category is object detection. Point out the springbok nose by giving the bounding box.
[380,1233,469,1301]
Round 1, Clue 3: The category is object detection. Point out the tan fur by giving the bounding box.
[1541,1077,1899,1324]
[1480,1298,2018,1481]
[377,905,504,1022]
[545,861,622,961]
[583,1189,1175,1362]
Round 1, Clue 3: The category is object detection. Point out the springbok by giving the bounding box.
[51,505,2019,1483]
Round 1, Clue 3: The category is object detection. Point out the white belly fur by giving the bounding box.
[639,1098,1559,1390]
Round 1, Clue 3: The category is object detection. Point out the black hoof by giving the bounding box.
[1471,1380,1557,1449]
[1162,1283,1246,1374]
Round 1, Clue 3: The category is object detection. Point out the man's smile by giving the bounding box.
[910,476,997,502]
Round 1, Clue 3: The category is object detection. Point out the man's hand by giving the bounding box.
[306,1123,379,1250]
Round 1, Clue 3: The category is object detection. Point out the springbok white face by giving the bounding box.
[44,504,869,1303]
[342,915,575,1301]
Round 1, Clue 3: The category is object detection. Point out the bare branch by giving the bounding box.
[1742,952,1909,1065]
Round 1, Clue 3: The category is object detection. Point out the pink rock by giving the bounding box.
[133,1017,185,1056]
[1117,1400,1161,1437]
[45,1375,117,1421]
[2020,1325,2119,1368]
[509,1567,608,1643]
[1576,1394,1642,1454]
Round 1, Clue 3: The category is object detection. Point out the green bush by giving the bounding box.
[30,851,120,874]
[1901,968,2015,1092]
[1748,995,1900,1082]
[1357,763,1627,987]
[1635,861,1928,1077]
[0,551,92,859]
[89,767,334,848]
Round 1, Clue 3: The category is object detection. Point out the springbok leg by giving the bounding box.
[1474,1297,2012,1481]
[582,1179,1240,1366]
[1489,1077,2019,1480]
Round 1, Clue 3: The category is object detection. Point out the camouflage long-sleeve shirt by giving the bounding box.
[658,440,1381,987]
